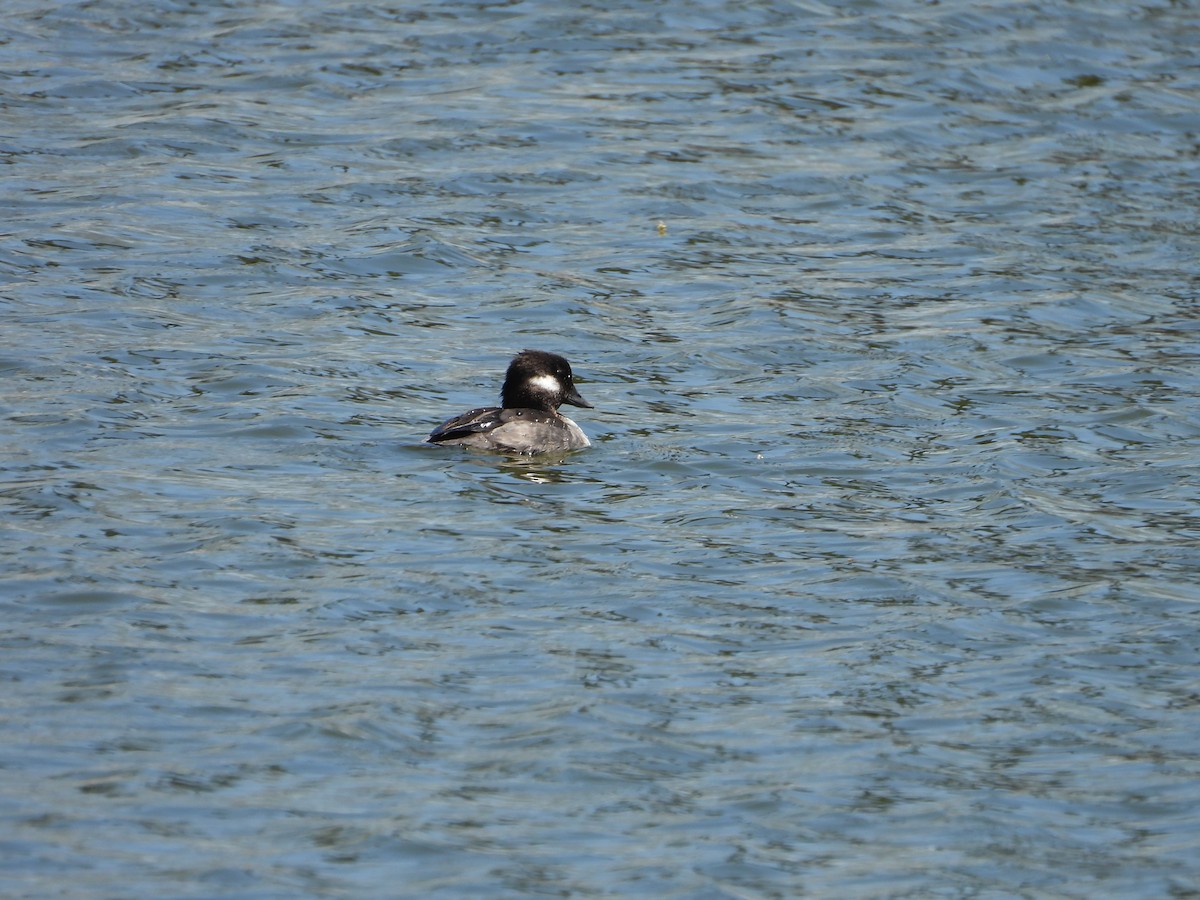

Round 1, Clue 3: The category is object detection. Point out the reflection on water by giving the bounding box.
[3,0,1199,896]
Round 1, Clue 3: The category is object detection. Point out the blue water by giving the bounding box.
[3,1,1199,896]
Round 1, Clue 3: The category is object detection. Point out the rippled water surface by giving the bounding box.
[3,1,1199,896]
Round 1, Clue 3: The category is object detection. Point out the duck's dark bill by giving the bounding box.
[564,385,593,408]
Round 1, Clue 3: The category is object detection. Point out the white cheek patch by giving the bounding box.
[528,374,562,394]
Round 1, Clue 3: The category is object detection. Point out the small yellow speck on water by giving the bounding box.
[656,221,667,235]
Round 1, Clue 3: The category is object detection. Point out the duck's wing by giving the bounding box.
[427,407,503,443]
[426,407,559,446]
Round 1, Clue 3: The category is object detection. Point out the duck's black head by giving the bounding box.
[501,349,592,412]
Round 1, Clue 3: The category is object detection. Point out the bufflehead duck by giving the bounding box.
[427,350,593,454]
